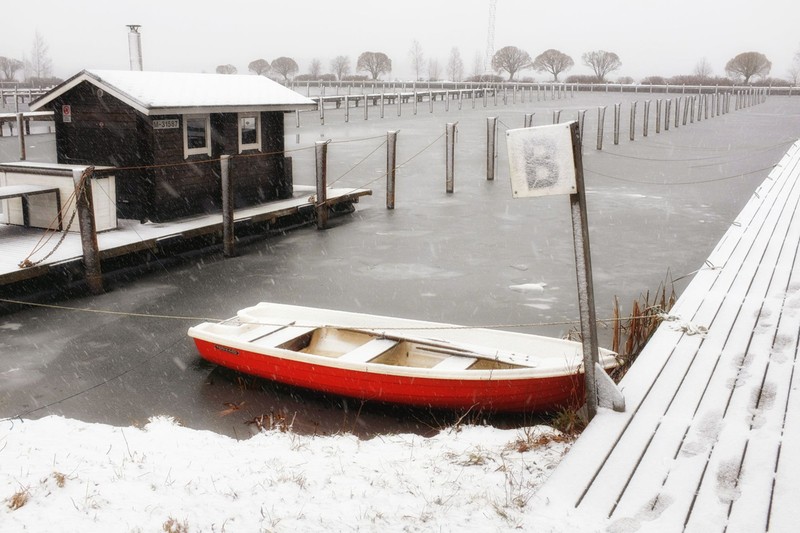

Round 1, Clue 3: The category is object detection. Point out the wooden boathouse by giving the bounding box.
[28,70,317,222]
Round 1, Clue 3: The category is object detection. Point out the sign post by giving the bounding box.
[507,121,604,420]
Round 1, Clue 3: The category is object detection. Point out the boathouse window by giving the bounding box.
[183,114,211,158]
[238,112,261,153]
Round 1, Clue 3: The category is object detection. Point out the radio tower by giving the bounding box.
[483,0,497,79]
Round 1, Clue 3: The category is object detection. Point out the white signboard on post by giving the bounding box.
[506,122,577,198]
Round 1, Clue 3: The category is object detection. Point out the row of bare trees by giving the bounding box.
[0,31,58,85]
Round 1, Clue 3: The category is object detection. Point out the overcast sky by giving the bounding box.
[2,0,798,82]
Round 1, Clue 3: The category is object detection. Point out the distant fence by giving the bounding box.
[290,79,800,98]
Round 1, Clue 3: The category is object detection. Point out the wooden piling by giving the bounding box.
[72,167,103,295]
[386,131,397,208]
[16,113,25,160]
[553,109,561,124]
[486,117,497,181]
[613,103,621,145]
[524,113,534,128]
[446,123,456,193]
[643,100,650,137]
[664,99,671,131]
[596,106,606,150]
[220,155,235,257]
[655,100,661,134]
[630,101,637,141]
[315,141,328,229]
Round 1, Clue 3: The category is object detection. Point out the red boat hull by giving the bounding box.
[193,338,584,413]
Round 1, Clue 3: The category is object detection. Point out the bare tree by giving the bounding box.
[693,57,713,79]
[248,59,271,76]
[409,40,425,80]
[725,51,771,84]
[491,46,531,81]
[308,58,323,79]
[428,58,441,81]
[29,30,52,79]
[532,49,574,81]
[216,64,237,74]
[447,47,464,82]
[330,56,351,81]
[0,57,24,81]
[357,51,391,80]
[789,48,800,85]
[272,57,299,82]
[471,50,484,79]
[582,50,622,82]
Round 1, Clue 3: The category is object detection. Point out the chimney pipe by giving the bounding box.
[127,25,143,71]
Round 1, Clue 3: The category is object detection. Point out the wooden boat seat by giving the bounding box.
[248,326,316,348]
[240,323,291,343]
[432,355,478,371]
[338,338,399,363]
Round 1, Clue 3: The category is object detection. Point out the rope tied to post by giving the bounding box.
[17,166,94,269]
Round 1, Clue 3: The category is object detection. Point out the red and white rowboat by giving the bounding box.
[188,302,619,412]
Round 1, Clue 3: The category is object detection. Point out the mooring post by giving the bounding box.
[315,141,328,230]
[524,113,534,128]
[486,117,497,181]
[446,123,456,193]
[690,96,695,123]
[630,101,637,141]
[655,99,661,134]
[413,90,418,115]
[664,99,671,131]
[643,100,650,137]
[704,93,709,119]
[319,98,325,125]
[613,103,621,145]
[344,95,350,123]
[596,106,606,150]
[16,113,25,160]
[674,97,680,128]
[577,110,586,145]
[553,109,561,124]
[567,122,600,421]
[364,94,369,120]
[220,155,236,258]
[386,131,397,208]
[72,167,103,295]
[397,91,402,116]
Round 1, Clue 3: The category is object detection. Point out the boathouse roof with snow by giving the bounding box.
[29,69,317,222]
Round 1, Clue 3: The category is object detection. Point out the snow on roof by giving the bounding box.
[30,69,317,115]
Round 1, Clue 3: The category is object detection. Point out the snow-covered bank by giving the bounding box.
[0,416,592,532]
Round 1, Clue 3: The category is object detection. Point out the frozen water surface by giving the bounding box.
[1,93,800,439]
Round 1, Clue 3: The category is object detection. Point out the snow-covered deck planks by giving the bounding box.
[0,185,369,285]
[531,140,800,531]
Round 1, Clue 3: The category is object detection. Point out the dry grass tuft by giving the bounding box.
[162,517,189,533]
[52,472,67,488]
[610,276,676,381]
[549,406,587,437]
[6,488,29,511]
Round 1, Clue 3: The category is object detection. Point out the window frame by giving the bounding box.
[183,114,211,159]
[238,112,262,153]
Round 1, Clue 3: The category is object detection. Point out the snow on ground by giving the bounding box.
[0,416,597,532]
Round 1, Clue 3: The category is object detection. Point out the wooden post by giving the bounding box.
[524,113,534,128]
[220,155,235,257]
[553,109,561,124]
[16,113,25,160]
[397,91,401,116]
[429,90,434,113]
[613,103,620,145]
[344,95,350,122]
[72,167,103,295]
[567,122,600,421]
[315,141,328,230]
[319,98,325,125]
[683,97,690,125]
[486,117,497,181]
[364,94,369,120]
[674,97,680,128]
[577,110,586,144]
[413,90,418,115]
[655,99,661,133]
[445,90,450,111]
[630,101,637,141]
[386,131,397,208]
[446,123,456,193]
[664,99,671,131]
[596,106,606,150]
[643,100,650,137]
[380,89,385,118]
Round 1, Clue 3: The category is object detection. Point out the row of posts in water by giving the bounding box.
[302,85,768,127]
[302,85,767,231]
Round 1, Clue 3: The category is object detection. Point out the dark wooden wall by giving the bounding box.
[48,81,292,223]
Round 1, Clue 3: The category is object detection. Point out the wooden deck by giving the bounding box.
[531,139,800,531]
[0,185,369,285]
